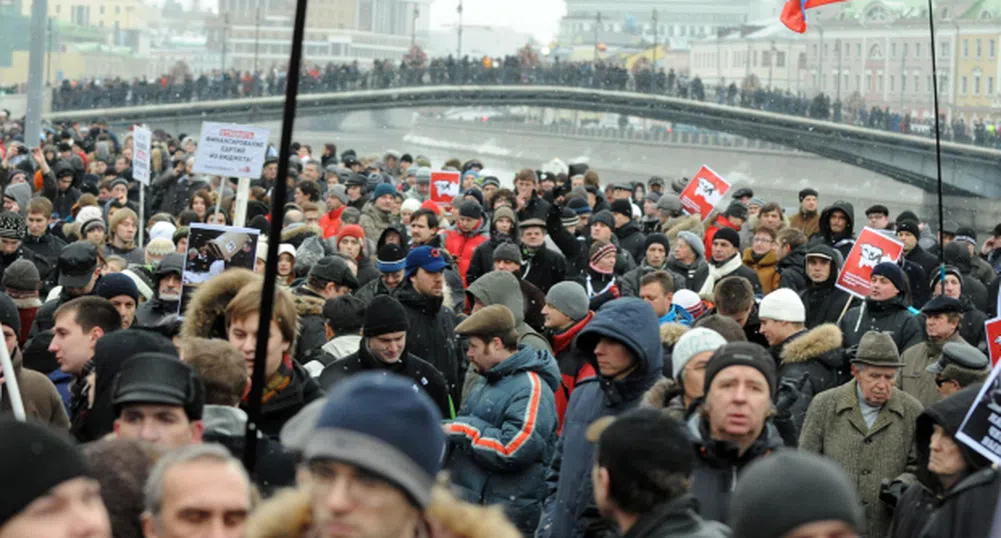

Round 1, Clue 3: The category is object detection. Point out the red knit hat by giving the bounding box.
[420,199,442,216]
[338,224,365,243]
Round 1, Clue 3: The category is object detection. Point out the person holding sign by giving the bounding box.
[839,262,923,356]
[888,385,1000,538]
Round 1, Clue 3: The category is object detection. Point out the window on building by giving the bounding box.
[974,72,981,95]
[915,43,921,57]
[865,72,872,91]
[856,43,861,56]
[891,43,896,57]
[822,74,827,89]
[890,75,895,91]
[940,40,949,57]
[961,76,968,94]
[115,6,120,14]
[901,74,907,92]
[777,51,786,67]
[99,5,104,14]
[856,74,861,90]
[878,74,883,92]
[977,39,983,58]
[989,76,995,95]
[762,50,770,67]
[812,73,818,87]
[915,75,920,91]
[812,44,817,57]
[799,52,807,68]
[991,39,996,58]
[844,42,850,58]
[963,39,969,57]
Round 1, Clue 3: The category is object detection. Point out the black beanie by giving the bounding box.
[363,295,409,338]
[730,450,863,538]
[0,293,20,339]
[712,227,741,248]
[643,233,670,255]
[896,219,920,238]
[458,200,482,220]
[0,419,93,526]
[704,342,777,396]
[610,199,633,218]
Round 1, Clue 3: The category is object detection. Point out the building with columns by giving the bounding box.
[689,22,809,92]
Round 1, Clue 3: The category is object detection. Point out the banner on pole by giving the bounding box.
[132,126,152,186]
[956,360,1001,465]
[679,166,731,222]
[178,223,260,316]
[430,170,461,206]
[835,227,905,299]
[192,122,271,178]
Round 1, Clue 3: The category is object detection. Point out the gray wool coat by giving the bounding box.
[799,380,922,538]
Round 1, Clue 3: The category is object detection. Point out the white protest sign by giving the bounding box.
[132,126,152,185]
[192,122,271,178]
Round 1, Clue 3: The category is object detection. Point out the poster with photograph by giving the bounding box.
[178,223,260,315]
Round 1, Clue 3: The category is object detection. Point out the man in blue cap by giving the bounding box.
[394,245,465,403]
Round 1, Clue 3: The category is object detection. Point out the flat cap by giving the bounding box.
[455,304,516,337]
[920,295,965,315]
[927,341,990,375]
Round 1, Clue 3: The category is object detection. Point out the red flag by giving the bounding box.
[781,0,849,33]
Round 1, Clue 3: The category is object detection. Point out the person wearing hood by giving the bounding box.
[742,226,780,294]
[3,181,31,216]
[930,266,988,352]
[700,227,762,298]
[466,270,551,354]
[666,230,710,293]
[656,194,703,240]
[799,244,851,329]
[758,289,842,432]
[41,161,82,222]
[641,327,727,421]
[444,200,489,285]
[394,246,465,404]
[445,305,560,535]
[943,241,989,313]
[898,219,939,280]
[898,296,968,407]
[840,261,922,355]
[800,331,923,538]
[621,233,688,297]
[0,292,68,427]
[952,226,996,288]
[809,200,856,260]
[538,298,663,538]
[134,252,183,328]
[774,228,810,293]
[639,270,694,327]
[788,188,820,238]
[22,197,66,272]
[703,202,747,260]
[685,341,785,523]
[889,384,1000,538]
[609,199,646,263]
[466,206,518,286]
[320,295,452,419]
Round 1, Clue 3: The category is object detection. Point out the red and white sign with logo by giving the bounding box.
[430,170,461,206]
[835,227,905,299]
[985,317,1001,367]
[679,166,731,222]
[192,121,271,178]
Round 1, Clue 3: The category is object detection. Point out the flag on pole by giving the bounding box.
[780,0,849,33]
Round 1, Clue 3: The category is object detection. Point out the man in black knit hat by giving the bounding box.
[319,294,452,418]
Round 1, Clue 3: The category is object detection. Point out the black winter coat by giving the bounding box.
[466,221,519,287]
[22,232,66,270]
[776,246,809,293]
[522,246,568,295]
[318,343,452,419]
[618,496,729,538]
[800,282,852,329]
[292,287,328,364]
[907,245,940,282]
[614,220,647,263]
[134,297,180,328]
[839,296,922,354]
[352,275,393,306]
[666,256,709,293]
[517,192,551,222]
[242,360,323,437]
[620,260,687,296]
[772,325,843,433]
[151,171,209,216]
[808,200,856,260]
[1,246,52,287]
[393,282,465,404]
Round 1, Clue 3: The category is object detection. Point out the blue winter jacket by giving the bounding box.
[537,297,664,538]
[445,345,560,534]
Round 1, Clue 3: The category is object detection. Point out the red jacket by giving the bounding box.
[704,214,741,260]
[443,221,488,284]
[319,206,345,239]
[550,311,596,433]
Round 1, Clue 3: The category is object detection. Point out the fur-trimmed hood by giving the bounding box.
[294,293,324,317]
[281,224,323,248]
[246,484,522,538]
[660,322,689,348]
[662,214,703,240]
[640,377,686,420]
[779,323,842,365]
[180,268,261,340]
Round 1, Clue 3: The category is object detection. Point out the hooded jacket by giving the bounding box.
[394,281,465,404]
[319,340,452,419]
[776,244,809,293]
[906,244,940,283]
[799,244,852,329]
[773,324,843,432]
[444,217,489,285]
[466,212,520,287]
[943,242,989,313]
[179,268,323,437]
[809,201,856,260]
[742,247,780,294]
[466,271,551,354]
[445,345,560,535]
[615,219,647,263]
[889,384,998,538]
[318,204,344,239]
[538,298,664,538]
[839,295,923,355]
[135,253,183,328]
[4,182,31,216]
[0,347,68,428]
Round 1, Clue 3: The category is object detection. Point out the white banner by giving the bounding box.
[192,122,271,178]
[132,126,152,185]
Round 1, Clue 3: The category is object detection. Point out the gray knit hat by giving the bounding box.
[676,230,705,258]
[545,281,589,322]
[671,328,727,382]
[492,242,522,265]
[2,259,40,291]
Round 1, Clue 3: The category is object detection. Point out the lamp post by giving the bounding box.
[593,12,601,63]
[253,4,262,72]
[456,1,463,58]
[412,4,419,46]
[652,9,658,70]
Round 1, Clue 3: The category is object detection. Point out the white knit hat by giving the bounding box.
[758,288,805,323]
[672,328,727,382]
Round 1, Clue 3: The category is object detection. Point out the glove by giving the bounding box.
[879,479,909,508]
[774,373,809,418]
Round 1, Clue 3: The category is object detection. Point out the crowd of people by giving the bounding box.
[1,111,1001,538]
[31,55,1001,148]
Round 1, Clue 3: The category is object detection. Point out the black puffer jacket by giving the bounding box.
[839,295,922,354]
[958,295,988,353]
[776,245,808,293]
[393,281,465,403]
[772,324,843,433]
[809,200,856,260]
[614,220,647,263]
[614,496,730,538]
[22,231,66,271]
[522,245,569,295]
[944,242,989,313]
[292,286,327,364]
[906,244,940,282]
[799,244,852,329]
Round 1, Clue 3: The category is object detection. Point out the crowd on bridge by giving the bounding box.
[36,55,1001,149]
[1,106,1001,538]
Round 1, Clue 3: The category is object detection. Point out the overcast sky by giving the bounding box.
[429,0,567,43]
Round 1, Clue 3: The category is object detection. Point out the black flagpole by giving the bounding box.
[925,0,946,284]
[243,0,308,472]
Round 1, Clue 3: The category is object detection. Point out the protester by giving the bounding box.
[809,200,856,259]
[353,242,406,304]
[703,202,747,259]
[0,292,68,427]
[930,266,988,350]
[466,205,518,286]
[702,227,762,297]
[926,341,990,398]
[899,295,967,406]
[293,256,358,361]
[799,244,852,328]
[638,270,693,326]
[712,276,768,347]
[94,272,140,329]
[301,295,366,377]
[621,233,687,296]
[3,258,42,345]
[642,327,726,420]
[839,261,922,354]
[466,269,551,353]
[82,438,157,538]
[134,252,183,327]
[33,241,104,334]
[111,352,205,450]
[742,226,780,294]
[774,228,809,292]
[541,281,595,430]
[666,230,709,293]
[444,199,488,284]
